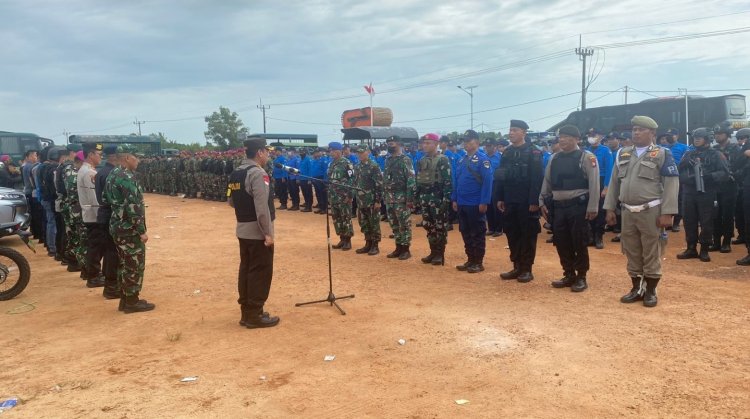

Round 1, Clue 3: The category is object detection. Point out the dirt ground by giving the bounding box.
[0,193,748,418]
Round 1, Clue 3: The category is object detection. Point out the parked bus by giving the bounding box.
[549,94,747,142]
[0,132,55,162]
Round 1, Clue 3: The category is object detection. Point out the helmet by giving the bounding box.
[713,121,733,135]
[735,127,750,139]
[692,128,711,140]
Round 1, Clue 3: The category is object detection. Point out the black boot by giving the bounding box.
[431,244,445,266]
[398,245,411,260]
[341,236,352,251]
[551,275,576,288]
[699,244,711,262]
[500,265,521,280]
[122,295,156,313]
[737,250,750,266]
[571,276,588,292]
[332,236,345,249]
[421,244,436,264]
[620,276,644,303]
[643,277,660,307]
[676,246,698,260]
[367,241,380,256]
[720,237,732,253]
[386,244,402,258]
[355,240,372,254]
[244,311,280,329]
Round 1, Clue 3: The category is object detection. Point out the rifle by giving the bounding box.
[694,157,705,193]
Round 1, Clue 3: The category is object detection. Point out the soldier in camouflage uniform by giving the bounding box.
[102,152,155,313]
[384,135,416,260]
[326,142,355,250]
[353,145,384,256]
[416,133,452,266]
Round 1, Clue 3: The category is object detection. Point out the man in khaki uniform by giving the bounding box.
[604,116,679,308]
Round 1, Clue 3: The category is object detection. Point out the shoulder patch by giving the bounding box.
[588,155,597,167]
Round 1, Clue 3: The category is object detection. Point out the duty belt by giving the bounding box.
[622,199,661,213]
[553,194,588,208]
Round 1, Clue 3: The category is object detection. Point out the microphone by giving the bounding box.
[274,162,300,174]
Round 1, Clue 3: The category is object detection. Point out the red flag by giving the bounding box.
[364,83,374,95]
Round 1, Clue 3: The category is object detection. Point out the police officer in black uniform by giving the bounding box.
[228,136,279,329]
[735,128,750,265]
[539,125,600,292]
[496,119,544,283]
[710,122,743,253]
[676,128,730,262]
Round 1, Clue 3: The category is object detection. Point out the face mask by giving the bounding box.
[387,146,398,154]
[587,137,598,145]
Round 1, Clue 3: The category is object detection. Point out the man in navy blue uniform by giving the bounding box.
[496,120,544,282]
[484,138,503,237]
[585,128,614,249]
[453,130,493,273]
[271,147,289,210]
[286,149,301,211]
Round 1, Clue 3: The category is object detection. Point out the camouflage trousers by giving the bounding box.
[357,205,381,242]
[386,202,412,246]
[63,208,87,268]
[331,199,353,237]
[113,235,146,297]
[420,197,450,247]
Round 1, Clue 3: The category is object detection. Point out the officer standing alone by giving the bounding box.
[496,120,544,282]
[539,125,600,292]
[604,116,679,308]
[227,137,279,328]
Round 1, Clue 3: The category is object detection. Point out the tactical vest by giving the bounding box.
[228,166,275,223]
[416,155,446,185]
[551,150,588,191]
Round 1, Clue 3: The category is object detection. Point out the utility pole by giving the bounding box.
[457,85,478,130]
[678,88,689,144]
[575,36,595,110]
[133,118,144,135]
[257,99,270,133]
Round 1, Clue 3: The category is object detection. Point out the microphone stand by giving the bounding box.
[285,167,363,315]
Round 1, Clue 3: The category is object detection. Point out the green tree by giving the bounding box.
[204,107,248,150]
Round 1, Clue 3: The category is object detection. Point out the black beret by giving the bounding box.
[558,125,581,138]
[462,129,480,140]
[510,119,529,130]
[244,137,267,152]
[82,142,103,153]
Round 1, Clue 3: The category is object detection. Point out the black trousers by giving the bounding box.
[28,196,45,241]
[237,238,274,314]
[288,179,300,206]
[503,203,541,272]
[275,178,288,205]
[458,205,487,263]
[714,184,738,242]
[553,200,590,277]
[683,191,716,246]
[300,180,314,208]
[735,188,745,240]
[313,178,327,211]
[589,179,606,239]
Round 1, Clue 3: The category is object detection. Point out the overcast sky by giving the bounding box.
[1,0,748,145]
